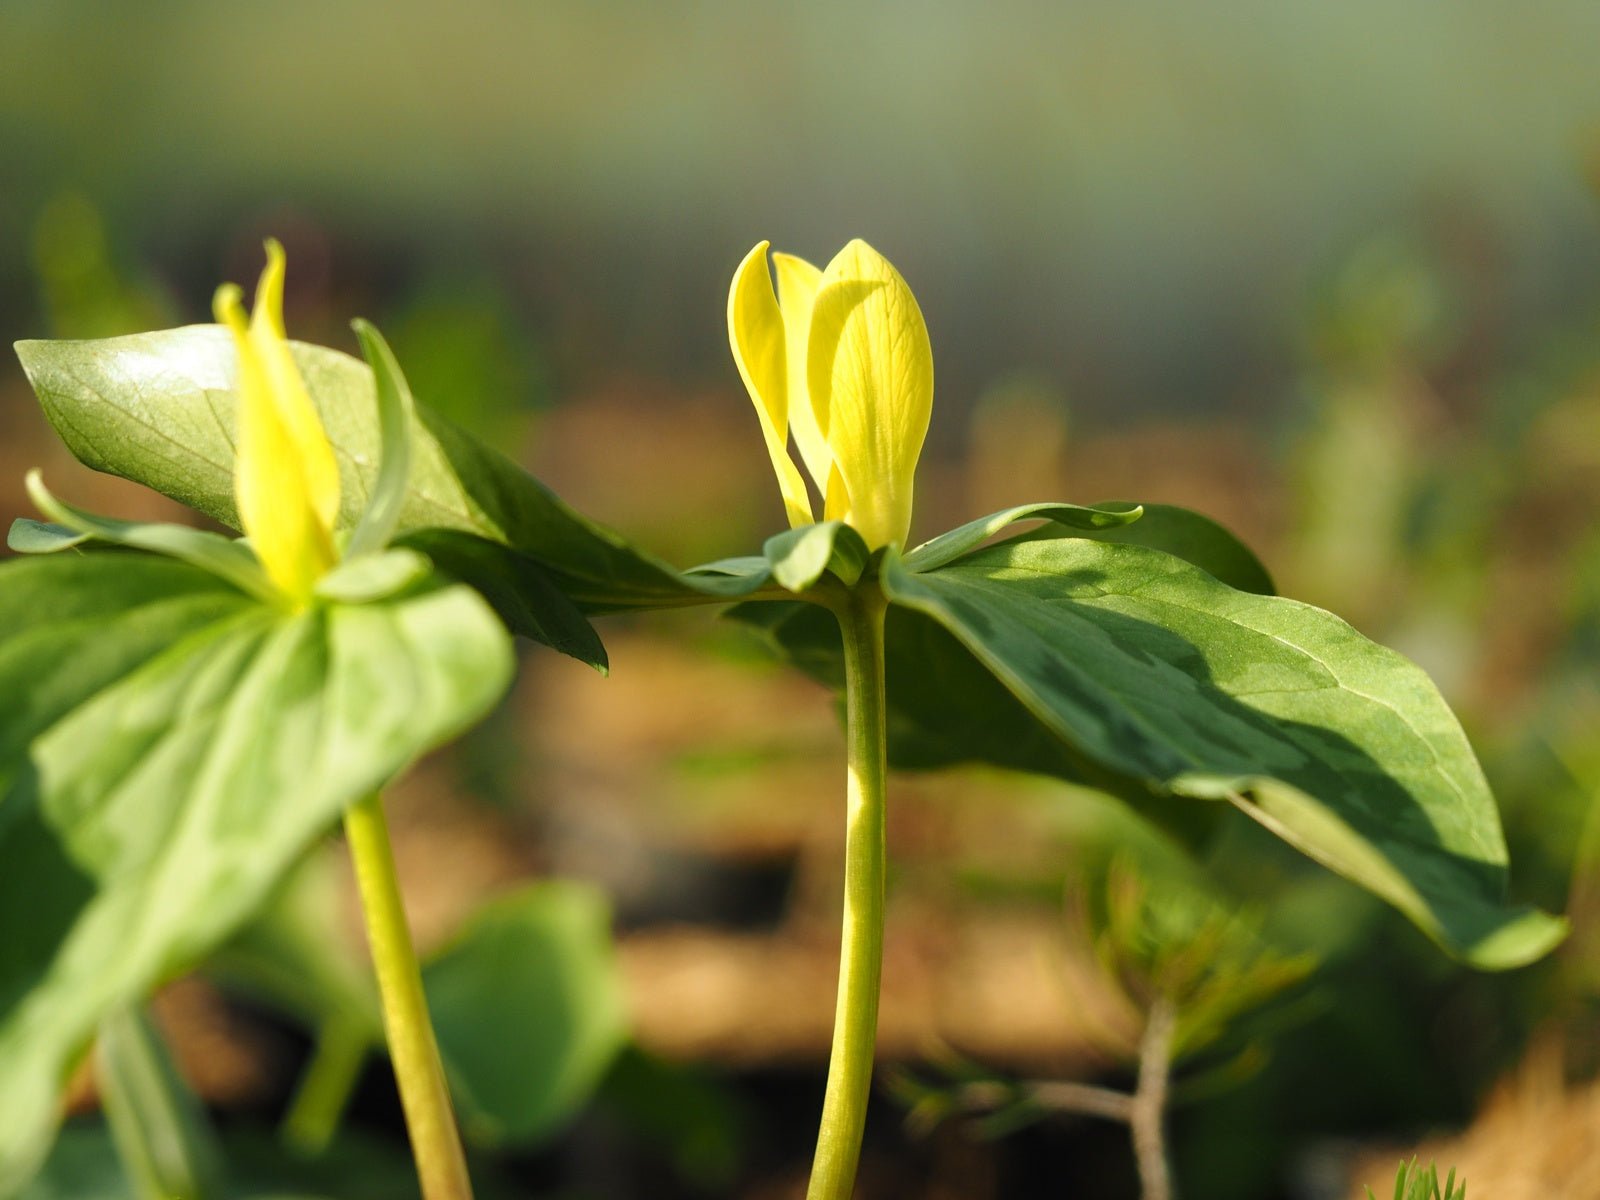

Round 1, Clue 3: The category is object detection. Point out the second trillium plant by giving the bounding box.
[3,233,1564,1200]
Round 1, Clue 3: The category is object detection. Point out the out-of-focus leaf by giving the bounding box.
[15,470,274,603]
[95,1007,224,1200]
[594,1048,746,1193]
[20,1124,433,1200]
[218,877,626,1153]
[425,883,628,1146]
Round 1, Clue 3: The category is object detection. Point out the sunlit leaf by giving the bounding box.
[0,552,512,1192]
[1010,501,1276,596]
[878,539,1562,968]
[762,520,869,592]
[16,329,716,616]
[902,501,1142,574]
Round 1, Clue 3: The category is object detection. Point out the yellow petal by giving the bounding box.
[215,246,340,604]
[727,241,814,528]
[806,240,933,549]
[249,240,341,535]
[771,252,830,494]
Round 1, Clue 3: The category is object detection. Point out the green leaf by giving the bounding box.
[903,501,1143,573]
[763,520,870,591]
[21,1123,434,1200]
[19,470,276,603]
[729,599,1224,847]
[313,548,432,605]
[95,1007,224,1200]
[1022,501,1276,596]
[213,871,626,1152]
[402,530,608,671]
[878,540,1563,968]
[425,882,628,1146]
[15,328,717,614]
[6,520,89,553]
[0,553,513,1193]
[15,1126,129,1200]
[344,321,415,560]
[205,849,378,1041]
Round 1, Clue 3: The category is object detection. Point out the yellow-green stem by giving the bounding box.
[281,1014,369,1155]
[345,793,474,1200]
[807,585,890,1200]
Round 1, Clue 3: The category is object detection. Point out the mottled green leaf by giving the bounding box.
[879,539,1562,968]
[0,553,513,1193]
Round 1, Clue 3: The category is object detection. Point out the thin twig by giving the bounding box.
[1129,996,1177,1200]
[951,1078,1134,1123]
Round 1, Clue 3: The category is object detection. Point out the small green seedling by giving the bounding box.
[1368,1157,1466,1200]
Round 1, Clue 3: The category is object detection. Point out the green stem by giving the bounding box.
[807,585,890,1200]
[344,793,474,1200]
[281,1015,370,1155]
[97,1005,223,1200]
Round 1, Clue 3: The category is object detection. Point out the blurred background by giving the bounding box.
[6,3,1600,1197]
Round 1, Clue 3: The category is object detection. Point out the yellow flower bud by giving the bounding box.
[214,241,341,604]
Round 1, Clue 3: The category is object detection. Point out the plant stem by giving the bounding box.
[1129,996,1177,1200]
[344,793,474,1200]
[281,1014,370,1155]
[97,1005,223,1200]
[807,585,891,1200]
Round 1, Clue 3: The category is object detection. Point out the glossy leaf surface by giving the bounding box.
[16,329,712,616]
[878,539,1562,968]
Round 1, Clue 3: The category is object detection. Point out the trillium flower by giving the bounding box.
[728,239,934,552]
[213,240,342,605]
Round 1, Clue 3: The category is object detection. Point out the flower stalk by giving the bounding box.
[344,793,474,1200]
[808,582,891,1200]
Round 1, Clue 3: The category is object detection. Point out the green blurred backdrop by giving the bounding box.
[4,0,1599,422]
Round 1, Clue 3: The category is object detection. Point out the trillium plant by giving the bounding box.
[1,235,1565,1200]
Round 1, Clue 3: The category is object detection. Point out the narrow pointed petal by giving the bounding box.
[771,252,831,493]
[249,239,341,535]
[806,240,933,549]
[728,241,814,528]
[216,281,336,604]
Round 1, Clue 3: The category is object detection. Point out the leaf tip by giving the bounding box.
[1462,906,1568,971]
